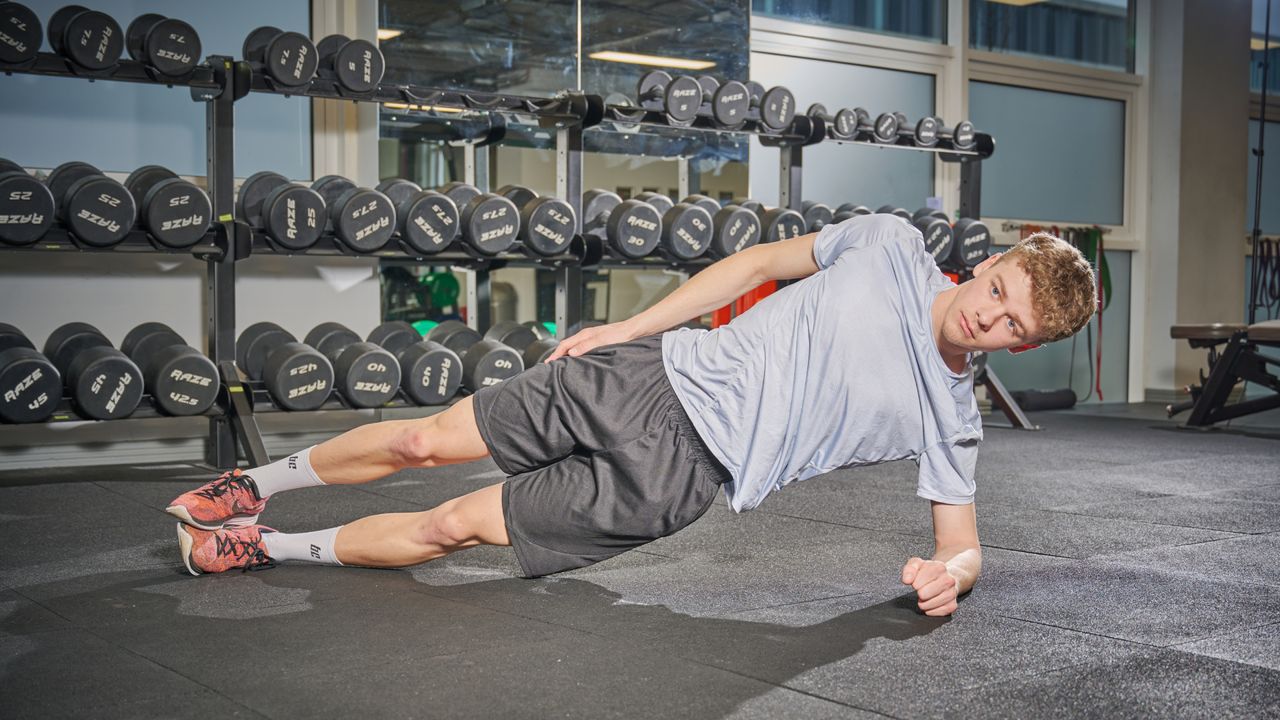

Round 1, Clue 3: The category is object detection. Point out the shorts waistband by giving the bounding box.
[655,370,732,486]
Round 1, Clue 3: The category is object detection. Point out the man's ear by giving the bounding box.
[972,252,1002,277]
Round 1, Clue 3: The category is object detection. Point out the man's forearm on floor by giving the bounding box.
[932,545,982,594]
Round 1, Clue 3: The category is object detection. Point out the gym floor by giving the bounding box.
[2,406,1278,719]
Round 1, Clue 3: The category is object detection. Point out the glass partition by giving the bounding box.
[753,0,947,43]
[970,0,1134,72]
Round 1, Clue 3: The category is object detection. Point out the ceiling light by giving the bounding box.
[587,51,715,71]
[1252,37,1279,51]
[377,28,403,41]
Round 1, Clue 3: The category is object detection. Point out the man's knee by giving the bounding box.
[392,417,437,466]
[416,504,474,550]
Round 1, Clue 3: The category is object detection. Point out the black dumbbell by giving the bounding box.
[695,75,752,129]
[833,203,871,223]
[636,70,703,126]
[237,171,326,252]
[45,161,136,247]
[47,5,122,71]
[876,205,912,222]
[0,158,55,246]
[236,322,333,411]
[635,192,712,261]
[755,206,807,243]
[733,198,762,214]
[800,201,834,233]
[42,322,143,420]
[427,320,523,392]
[891,113,937,145]
[484,320,560,368]
[375,178,460,256]
[366,321,461,406]
[950,218,992,268]
[934,119,977,151]
[682,195,762,258]
[850,108,899,144]
[911,209,955,265]
[242,26,317,88]
[522,320,553,341]
[0,2,42,65]
[316,34,384,93]
[806,104,858,140]
[494,185,576,257]
[743,81,796,131]
[435,181,520,256]
[0,323,60,423]
[122,165,211,249]
[125,13,200,76]
[581,189,662,260]
[303,322,401,408]
[120,321,219,416]
[310,175,397,253]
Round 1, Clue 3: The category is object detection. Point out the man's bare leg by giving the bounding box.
[309,395,491,485]
[333,482,510,567]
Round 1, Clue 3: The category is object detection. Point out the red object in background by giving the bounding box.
[712,281,779,328]
[943,271,960,285]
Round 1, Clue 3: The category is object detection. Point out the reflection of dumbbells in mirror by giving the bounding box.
[634,192,712,262]
[427,321,523,391]
[242,25,318,88]
[742,81,797,131]
[484,320,561,370]
[0,323,62,423]
[45,161,136,247]
[890,113,939,146]
[693,76,752,130]
[303,322,401,408]
[43,322,143,420]
[237,171,326,252]
[367,321,462,405]
[0,158,55,246]
[494,185,577,257]
[120,322,219,416]
[125,12,201,76]
[682,195,761,259]
[635,71,704,126]
[806,104,858,140]
[581,189,662,260]
[850,108,900,144]
[123,165,211,249]
[913,117,977,151]
[47,5,123,71]
[0,2,42,65]
[236,322,333,411]
[435,181,520,256]
[310,175,397,253]
[375,178,460,256]
[315,34,384,93]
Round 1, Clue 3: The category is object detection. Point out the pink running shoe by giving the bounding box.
[166,469,267,530]
[177,523,276,576]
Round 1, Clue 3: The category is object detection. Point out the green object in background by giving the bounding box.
[423,272,460,309]
[412,320,438,337]
[542,322,556,336]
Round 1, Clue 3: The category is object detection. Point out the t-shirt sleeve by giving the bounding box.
[812,214,915,269]
[915,439,978,505]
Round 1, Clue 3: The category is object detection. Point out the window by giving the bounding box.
[970,0,1135,72]
[969,82,1125,225]
[1252,0,1280,94]
[753,0,946,43]
[1247,120,1280,235]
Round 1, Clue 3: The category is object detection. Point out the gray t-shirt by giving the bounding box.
[661,214,982,513]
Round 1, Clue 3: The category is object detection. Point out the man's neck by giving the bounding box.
[931,287,969,374]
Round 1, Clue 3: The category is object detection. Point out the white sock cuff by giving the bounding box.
[247,445,326,498]
[262,526,344,566]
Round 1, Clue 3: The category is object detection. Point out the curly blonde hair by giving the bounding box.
[998,232,1097,343]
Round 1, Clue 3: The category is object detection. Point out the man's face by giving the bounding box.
[940,254,1040,353]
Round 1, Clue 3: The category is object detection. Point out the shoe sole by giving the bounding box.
[166,504,260,531]
[176,523,200,576]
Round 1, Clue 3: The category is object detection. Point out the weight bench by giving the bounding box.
[1168,320,1280,426]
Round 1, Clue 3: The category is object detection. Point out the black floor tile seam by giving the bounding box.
[723,591,875,618]
[977,499,1259,536]
[988,611,1176,650]
[1164,619,1280,657]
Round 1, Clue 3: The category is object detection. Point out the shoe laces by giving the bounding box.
[214,530,276,572]
[195,470,259,502]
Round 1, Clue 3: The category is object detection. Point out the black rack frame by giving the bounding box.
[2,47,1023,469]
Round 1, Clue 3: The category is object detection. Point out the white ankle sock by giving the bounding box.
[246,446,325,498]
[262,526,344,566]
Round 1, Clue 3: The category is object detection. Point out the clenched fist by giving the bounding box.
[545,321,637,362]
[901,557,961,617]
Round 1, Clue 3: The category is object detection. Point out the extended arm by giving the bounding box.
[901,501,982,616]
[546,233,819,360]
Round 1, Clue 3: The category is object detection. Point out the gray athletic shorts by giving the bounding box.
[471,334,730,578]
